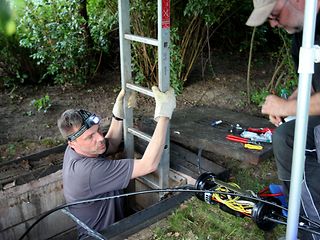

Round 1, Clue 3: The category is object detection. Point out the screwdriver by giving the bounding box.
[244,143,263,151]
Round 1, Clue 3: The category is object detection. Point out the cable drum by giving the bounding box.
[195,172,217,204]
[252,198,282,231]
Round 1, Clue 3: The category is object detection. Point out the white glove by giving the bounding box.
[128,91,137,109]
[112,89,125,119]
[152,86,176,121]
[112,89,136,119]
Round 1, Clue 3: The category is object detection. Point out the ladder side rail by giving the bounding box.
[118,0,134,159]
[157,0,171,189]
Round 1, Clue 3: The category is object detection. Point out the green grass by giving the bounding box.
[152,158,286,240]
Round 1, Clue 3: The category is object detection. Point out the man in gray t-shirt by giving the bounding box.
[57,86,176,239]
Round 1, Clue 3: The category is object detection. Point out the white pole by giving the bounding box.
[286,0,318,239]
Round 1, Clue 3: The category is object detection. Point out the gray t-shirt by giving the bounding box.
[62,146,134,238]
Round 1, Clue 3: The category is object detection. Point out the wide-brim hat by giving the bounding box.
[246,0,277,26]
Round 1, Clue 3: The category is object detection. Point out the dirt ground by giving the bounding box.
[0,51,276,238]
[0,51,274,160]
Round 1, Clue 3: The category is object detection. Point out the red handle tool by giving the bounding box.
[226,134,250,144]
[226,134,260,145]
[247,127,274,134]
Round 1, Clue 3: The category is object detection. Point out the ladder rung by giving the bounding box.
[138,176,160,189]
[124,34,158,46]
[126,83,154,98]
[128,127,152,142]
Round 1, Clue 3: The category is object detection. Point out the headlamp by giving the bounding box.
[67,109,101,141]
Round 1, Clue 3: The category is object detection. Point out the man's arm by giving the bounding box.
[288,89,298,100]
[105,117,123,155]
[262,94,296,118]
[105,90,125,155]
[309,92,320,115]
[131,86,176,179]
[131,117,169,179]
[262,91,320,126]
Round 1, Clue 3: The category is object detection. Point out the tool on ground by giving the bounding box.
[258,184,288,217]
[240,130,272,143]
[244,143,263,151]
[211,120,222,127]
[247,127,274,134]
[229,124,244,135]
[226,134,257,144]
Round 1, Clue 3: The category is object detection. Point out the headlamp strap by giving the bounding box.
[67,109,94,141]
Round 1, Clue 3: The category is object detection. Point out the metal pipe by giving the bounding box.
[286,0,318,239]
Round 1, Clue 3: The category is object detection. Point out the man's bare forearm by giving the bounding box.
[105,118,123,154]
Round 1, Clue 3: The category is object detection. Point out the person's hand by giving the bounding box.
[152,86,176,121]
[128,91,137,109]
[112,89,125,119]
[112,89,136,119]
[261,95,287,117]
[268,115,283,127]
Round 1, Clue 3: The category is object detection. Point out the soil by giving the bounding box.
[0,51,273,151]
[0,51,274,181]
[0,51,274,183]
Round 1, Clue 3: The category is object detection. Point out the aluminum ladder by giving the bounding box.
[118,0,171,192]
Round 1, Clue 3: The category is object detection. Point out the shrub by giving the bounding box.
[127,0,239,93]
[18,0,96,84]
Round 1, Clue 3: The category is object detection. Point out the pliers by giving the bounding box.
[226,134,263,151]
[226,134,255,144]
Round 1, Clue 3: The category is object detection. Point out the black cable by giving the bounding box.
[61,208,106,240]
[18,186,320,240]
[264,217,320,236]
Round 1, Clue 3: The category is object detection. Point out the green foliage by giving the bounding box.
[31,94,51,113]
[0,0,16,36]
[0,0,12,33]
[169,27,184,94]
[0,33,43,89]
[250,29,297,107]
[184,0,234,25]
[128,0,239,92]
[131,26,184,94]
[1,0,293,94]
[0,35,22,88]
[18,0,96,84]
[7,143,17,158]
[239,25,269,53]
[0,1,30,89]
[154,197,284,239]
[176,0,237,83]
[40,137,63,147]
[130,0,157,87]
[250,88,269,106]
[87,0,118,53]
[270,28,298,94]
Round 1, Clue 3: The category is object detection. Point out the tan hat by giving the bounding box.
[246,0,277,26]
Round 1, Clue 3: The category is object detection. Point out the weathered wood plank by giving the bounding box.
[139,106,274,165]
[170,142,229,181]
